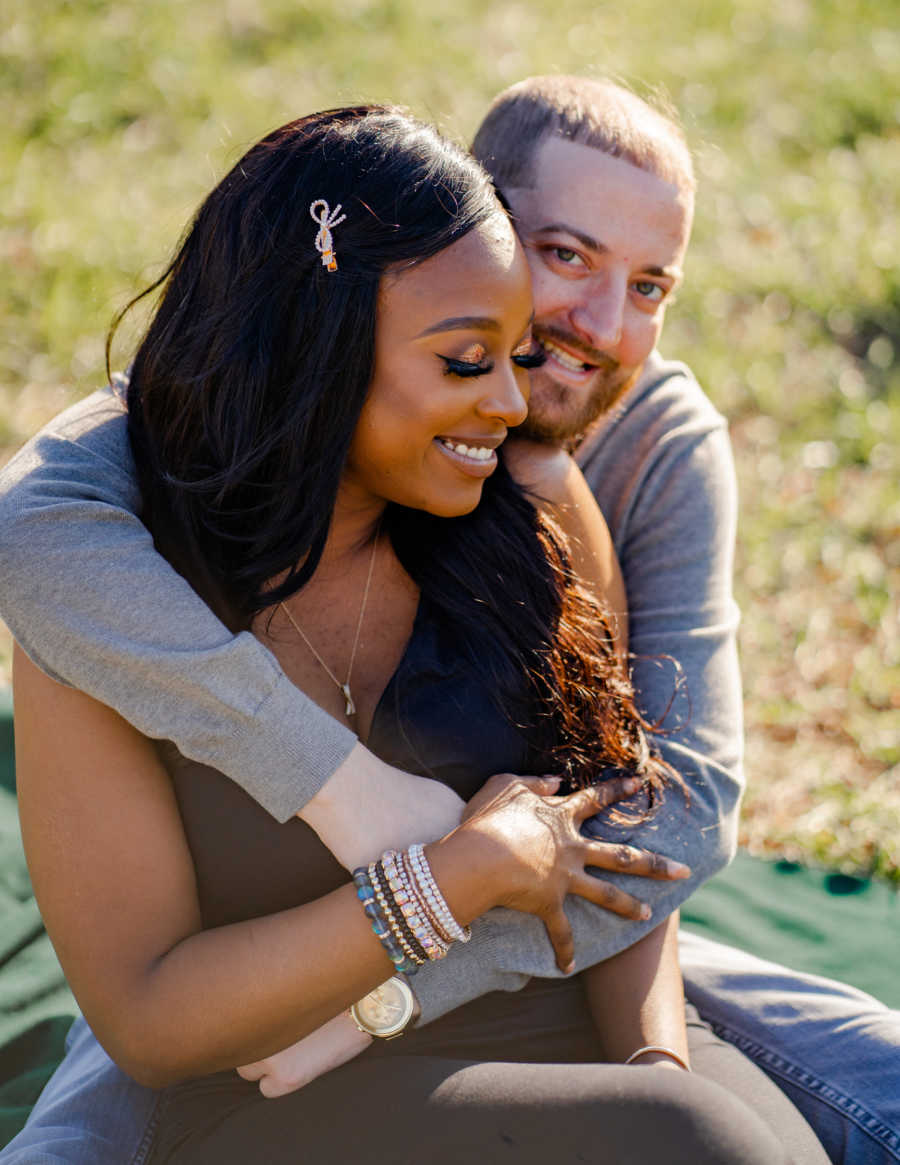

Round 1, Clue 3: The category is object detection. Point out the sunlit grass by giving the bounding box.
[2,0,898,880]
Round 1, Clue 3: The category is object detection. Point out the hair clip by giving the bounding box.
[310,199,347,272]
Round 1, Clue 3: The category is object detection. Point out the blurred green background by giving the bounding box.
[1,0,898,880]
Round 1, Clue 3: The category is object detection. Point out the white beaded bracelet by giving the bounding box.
[408,843,471,944]
[624,1045,691,1071]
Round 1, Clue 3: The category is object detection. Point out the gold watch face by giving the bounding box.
[351,976,415,1038]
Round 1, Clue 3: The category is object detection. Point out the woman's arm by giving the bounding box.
[581,912,689,1068]
[14,644,635,1089]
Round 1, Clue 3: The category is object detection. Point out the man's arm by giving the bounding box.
[0,370,740,1028]
[0,390,358,822]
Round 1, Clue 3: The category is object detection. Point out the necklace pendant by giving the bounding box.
[342,683,356,718]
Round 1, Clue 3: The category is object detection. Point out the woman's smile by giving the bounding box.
[434,436,499,474]
[343,215,534,518]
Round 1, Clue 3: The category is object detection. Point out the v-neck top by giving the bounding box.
[160,595,538,930]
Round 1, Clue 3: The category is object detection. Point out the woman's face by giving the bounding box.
[343,214,536,519]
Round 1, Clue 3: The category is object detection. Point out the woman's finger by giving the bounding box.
[540,906,576,974]
[584,841,691,881]
[569,869,651,921]
[565,777,643,821]
[516,774,563,795]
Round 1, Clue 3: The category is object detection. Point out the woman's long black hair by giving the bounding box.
[112,105,674,796]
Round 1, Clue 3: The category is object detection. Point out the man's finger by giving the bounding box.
[585,842,691,881]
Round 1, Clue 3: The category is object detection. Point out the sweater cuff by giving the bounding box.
[222,674,357,822]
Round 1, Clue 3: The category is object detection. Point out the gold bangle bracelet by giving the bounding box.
[624,1045,691,1071]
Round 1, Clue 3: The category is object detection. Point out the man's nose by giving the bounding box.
[569,278,626,353]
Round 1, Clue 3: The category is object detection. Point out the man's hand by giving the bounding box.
[237,1010,373,1098]
[298,742,465,870]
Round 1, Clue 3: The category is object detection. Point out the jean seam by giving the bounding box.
[130,1090,168,1165]
[703,1017,900,1163]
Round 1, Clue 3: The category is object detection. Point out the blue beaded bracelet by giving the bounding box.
[352,867,418,976]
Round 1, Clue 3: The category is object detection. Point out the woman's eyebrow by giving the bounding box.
[414,315,501,338]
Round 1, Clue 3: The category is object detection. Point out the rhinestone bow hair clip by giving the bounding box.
[310,199,347,272]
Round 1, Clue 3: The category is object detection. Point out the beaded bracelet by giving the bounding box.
[408,843,471,944]
[370,860,426,967]
[396,849,453,953]
[367,861,423,972]
[352,867,419,976]
[383,850,449,961]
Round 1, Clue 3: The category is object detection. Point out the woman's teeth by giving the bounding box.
[542,340,589,372]
[440,439,494,462]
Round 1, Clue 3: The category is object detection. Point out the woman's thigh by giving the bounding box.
[154,1052,801,1165]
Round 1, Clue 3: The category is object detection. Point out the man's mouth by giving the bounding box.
[540,338,596,374]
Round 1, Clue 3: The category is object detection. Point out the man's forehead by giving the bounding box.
[507,136,692,265]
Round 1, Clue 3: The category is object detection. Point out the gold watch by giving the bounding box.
[349,976,417,1040]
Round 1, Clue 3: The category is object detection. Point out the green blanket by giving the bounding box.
[0,689,896,1148]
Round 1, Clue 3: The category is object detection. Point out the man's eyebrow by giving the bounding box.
[533,223,606,253]
[533,224,682,279]
[414,315,502,338]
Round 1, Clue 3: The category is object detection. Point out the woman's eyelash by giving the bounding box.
[512,348,547,370]
[439,356,494,378]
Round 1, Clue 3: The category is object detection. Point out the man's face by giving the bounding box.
[504,136,693,443]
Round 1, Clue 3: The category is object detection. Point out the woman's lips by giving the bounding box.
[434,437,499,476]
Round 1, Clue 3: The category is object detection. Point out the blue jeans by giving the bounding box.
[3,933,898,1165]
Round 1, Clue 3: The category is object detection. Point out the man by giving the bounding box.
[0,77,896,1165]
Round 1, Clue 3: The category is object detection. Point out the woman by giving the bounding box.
[13,106,825,1163]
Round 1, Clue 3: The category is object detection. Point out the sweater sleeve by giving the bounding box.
[412,357,745,1024]
[0,390,355,822]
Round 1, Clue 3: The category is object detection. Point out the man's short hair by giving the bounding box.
[472,75,695,196]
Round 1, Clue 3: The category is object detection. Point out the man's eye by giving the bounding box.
[439,355,494,378]
[633,281,665,302]
[554,247,582,265]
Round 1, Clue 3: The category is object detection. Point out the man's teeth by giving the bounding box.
[543,340,589,372]
[440,439,494,462]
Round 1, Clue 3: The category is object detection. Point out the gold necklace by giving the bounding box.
[279,526,381,719]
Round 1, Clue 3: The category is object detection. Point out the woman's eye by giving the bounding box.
[512,344,547,370]
[439,355,494,378]
[633,281,665,302]
[553,247,583,266]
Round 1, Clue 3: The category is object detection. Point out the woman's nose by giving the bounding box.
[477,367,529,428]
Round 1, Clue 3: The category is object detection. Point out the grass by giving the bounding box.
[2,0,898,881]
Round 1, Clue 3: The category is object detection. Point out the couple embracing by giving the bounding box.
[0,77,896,1164]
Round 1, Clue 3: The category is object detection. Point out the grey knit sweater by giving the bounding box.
[0,351,743,1024]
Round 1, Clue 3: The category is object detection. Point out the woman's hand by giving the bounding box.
[237,1010,372,1098]
[430,774,689,974]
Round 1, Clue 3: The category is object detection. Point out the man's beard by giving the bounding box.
[517,328,639,446]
